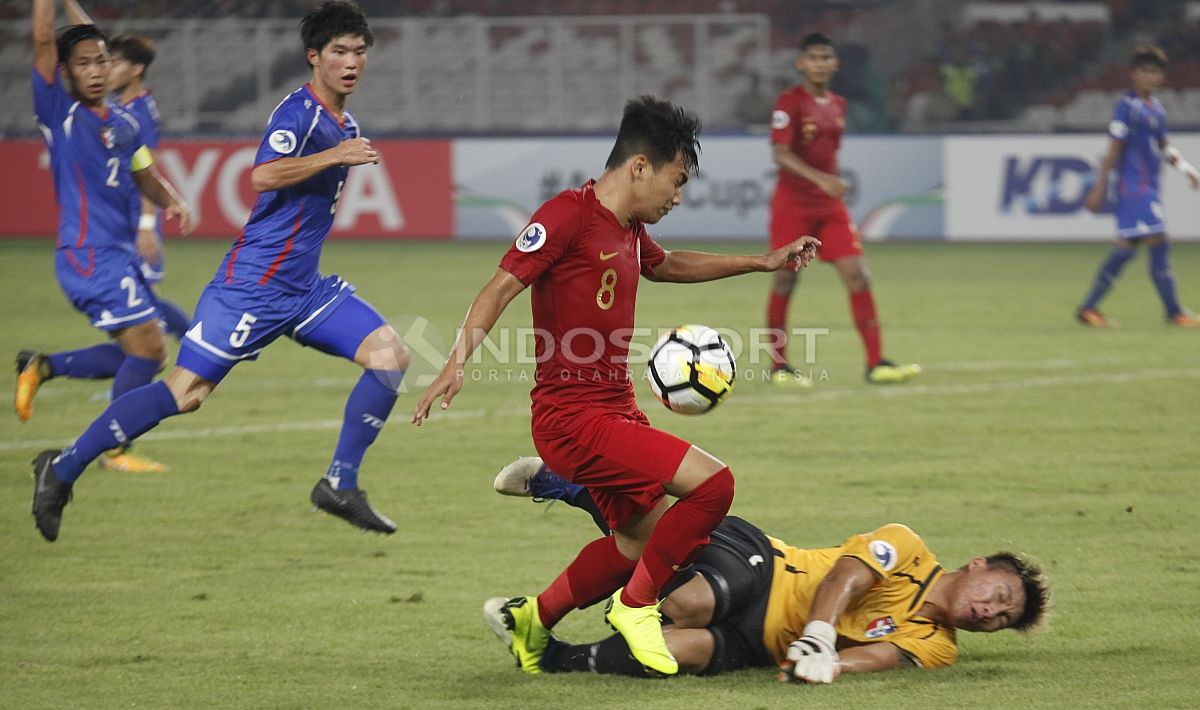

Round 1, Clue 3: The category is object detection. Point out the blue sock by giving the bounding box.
[325,370,402,491]
[111,354,161,399]
[45,343,124,380]
[157,299,191,340]
[52,380,180,483]
[1148,241,1182,318]
[1082,247,1136,310]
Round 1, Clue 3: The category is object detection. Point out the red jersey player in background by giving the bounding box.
[414,96,819,676]
[765,33,919,386]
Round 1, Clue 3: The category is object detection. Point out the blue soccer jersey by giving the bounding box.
[1109,90,1167,200]
[216,83,359,294]
[34,68,146,261]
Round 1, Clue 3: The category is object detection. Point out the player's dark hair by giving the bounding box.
[301,0,374,64]
[55,24,108,64]
[109,34,156,78]
[801,32,833,51]
[985,552,1051,633]
[604,95,702,174]
[1130,44,1167,70]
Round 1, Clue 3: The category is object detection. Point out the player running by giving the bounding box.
[764,33,919,386]
[414,95,820,676]
[1077,44,1200,328]
[30,1,409,542]
[65,0,191,339]
[488,459,1051,682]
[17,0,193,473]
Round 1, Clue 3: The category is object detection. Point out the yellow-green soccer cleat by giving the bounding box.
[768,365,814,388]
[486,596,550,674]
[14,350,47,422]
[865,359,921,385]
[604,588,678,676]
[98,448,170,473]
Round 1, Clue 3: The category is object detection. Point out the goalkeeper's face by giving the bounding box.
[951,559,1027,633]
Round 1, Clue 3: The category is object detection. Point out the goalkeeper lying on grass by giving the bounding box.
[485,457,1050,682]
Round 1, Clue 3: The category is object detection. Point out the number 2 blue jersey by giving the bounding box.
[217,84,359,294]
[34,68,145,265]
[121,92,161,233]
[1108,90,1168,199]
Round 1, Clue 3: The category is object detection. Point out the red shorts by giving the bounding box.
[532,402,692,531]
[769,197,862,262]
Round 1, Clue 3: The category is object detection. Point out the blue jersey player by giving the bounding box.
[107,32,193,341]
[1078,44,1200,328]
[16,0,193,474]
[30,1,410,542]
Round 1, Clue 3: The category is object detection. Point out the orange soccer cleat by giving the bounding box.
[1076,307,1115,328]
[14,350,47,422]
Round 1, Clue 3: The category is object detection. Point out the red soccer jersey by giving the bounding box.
[770,84,847,208]
[499,181,666,414]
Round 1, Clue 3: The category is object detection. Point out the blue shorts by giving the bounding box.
[1115,192,1166,239]
[177,274,384,382]
[55,247,160,332]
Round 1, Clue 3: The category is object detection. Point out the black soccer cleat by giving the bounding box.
[31,449,72,542]
[310,478,396,534]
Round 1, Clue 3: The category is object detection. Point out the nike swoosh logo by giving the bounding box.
[599,251,618,261]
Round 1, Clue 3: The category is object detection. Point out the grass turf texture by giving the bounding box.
[1,239,1197,709]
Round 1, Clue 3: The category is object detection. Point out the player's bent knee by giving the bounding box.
[357,325,410,371]
[164,367,215,413]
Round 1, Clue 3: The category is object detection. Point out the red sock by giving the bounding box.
[850,290,883,369]
[621,468,735,608]
[767,291,790,368]
[537,535,636,628]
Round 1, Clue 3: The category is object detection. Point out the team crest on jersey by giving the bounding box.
[771,110,790,129]
[516,222,547,252]
[865,616,898,639]
[869,540,898,570]
[100,127,115,149]
[269,129,297,155]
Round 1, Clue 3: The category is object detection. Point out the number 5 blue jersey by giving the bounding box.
[1109,90,1168,199]
[34,68,145,264]
[217,84,360,294]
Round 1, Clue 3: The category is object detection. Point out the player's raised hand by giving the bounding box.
[336,137,380,166]
[164,201,194,236]
[412,367,465,426]
[781,621,840,684]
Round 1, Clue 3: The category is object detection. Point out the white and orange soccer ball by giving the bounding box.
[646,324,736,415]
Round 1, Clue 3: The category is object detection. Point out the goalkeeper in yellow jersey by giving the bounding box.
[486,457,1050,681]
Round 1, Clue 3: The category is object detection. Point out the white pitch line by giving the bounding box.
[4,367,1197,453]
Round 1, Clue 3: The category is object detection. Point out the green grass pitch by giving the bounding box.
[1,239,1197,709]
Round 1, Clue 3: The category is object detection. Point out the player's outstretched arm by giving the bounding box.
[250,137,379,192]
[1086,139,1123,212]
[648,236,819,283]
[412,269,527,426]
[32,0,57,83]
[780,556,877,685]
[133,164,193,235]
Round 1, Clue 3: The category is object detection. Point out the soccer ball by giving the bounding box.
[646,324,736,415]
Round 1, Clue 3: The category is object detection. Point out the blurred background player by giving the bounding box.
[764,33,919,386]
[30,0,410,542]
[17,0,193,475]
[1077,44,1200,329]
[64,1,191,340]
[414,95,819,676]
[489,459,1051,682]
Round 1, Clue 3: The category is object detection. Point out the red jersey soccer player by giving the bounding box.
[414,96,819,676]
[765,33,919,386]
